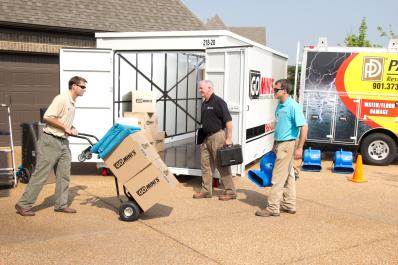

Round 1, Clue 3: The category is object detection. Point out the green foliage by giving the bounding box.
[344,17,372,47]
[287,65,301,98]
[377,25,397,39]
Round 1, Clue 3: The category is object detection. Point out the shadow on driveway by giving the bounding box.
[31,185,88,212]
[237,188,268,208]
[79,194,174,220]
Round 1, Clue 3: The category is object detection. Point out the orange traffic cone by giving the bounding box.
[348,154,367,183]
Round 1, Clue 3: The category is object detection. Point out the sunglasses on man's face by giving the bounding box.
[273,88,284,93]
[76,84,86,89]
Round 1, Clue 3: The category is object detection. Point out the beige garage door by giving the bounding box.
[0,52,59,146]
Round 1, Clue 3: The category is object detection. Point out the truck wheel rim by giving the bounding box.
[124,207,134,217]
[368,140,389,160]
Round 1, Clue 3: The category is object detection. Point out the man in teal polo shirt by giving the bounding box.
[255,79,308,217]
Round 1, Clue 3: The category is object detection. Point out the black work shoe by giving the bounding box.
[255,209,280,217]
[15,204,35,216]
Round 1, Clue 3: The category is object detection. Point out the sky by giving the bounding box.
[181,0,398,64]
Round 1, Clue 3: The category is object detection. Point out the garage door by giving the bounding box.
[0,53,59,146]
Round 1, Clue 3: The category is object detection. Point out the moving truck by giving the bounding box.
[299,38,398,165]
[60,30,288,176]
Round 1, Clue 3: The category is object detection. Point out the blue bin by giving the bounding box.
[248,151,275,187]
[301,148,322,172]
[332,149,354,174]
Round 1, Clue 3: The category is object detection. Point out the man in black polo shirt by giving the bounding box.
[193,80,237,200]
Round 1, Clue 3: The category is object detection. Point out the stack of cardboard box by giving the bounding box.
[124,91,165,152]
[103,131,178,211]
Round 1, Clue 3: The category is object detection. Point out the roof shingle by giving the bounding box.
[0,0,205,32]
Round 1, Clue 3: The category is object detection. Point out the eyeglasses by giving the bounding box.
[273,88,284,93]
[76,84,86,89]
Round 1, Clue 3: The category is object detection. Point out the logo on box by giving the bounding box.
[114,150,137,169]
[136,177,160,196]
[136,99,153,103]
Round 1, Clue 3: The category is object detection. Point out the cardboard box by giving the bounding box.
[123,112,147,129]
[151,158,178,188]
[104,132,159,184]
[124,112,158,132]
[132,91,156,113]
[145,113,158,132]
[151,130,165,152]
[141,131,154,145]
[115,117,140,128]
[124,163,173,211]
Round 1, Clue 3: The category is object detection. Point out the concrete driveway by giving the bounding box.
[1,160,398,265]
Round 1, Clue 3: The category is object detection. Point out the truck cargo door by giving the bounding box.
[60,48,113,162]
[332,95,358,143]
[304,92,335,142]
[205,47,245,176]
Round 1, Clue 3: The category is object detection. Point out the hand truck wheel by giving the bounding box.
[119,201,140,222]
[78,153,86,162]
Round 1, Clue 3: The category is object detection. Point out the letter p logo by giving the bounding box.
[362,57,384,81]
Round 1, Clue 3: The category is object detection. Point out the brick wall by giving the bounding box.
[0,29,96,54]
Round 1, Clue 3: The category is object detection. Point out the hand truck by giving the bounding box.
[73,133,142,221]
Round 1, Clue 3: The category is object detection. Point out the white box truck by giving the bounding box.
[299,39,398,165]
[60,30,288,176]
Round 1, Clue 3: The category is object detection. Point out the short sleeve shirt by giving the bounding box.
[43,92,76,138]
[274,96,307,141]
[201,93,232,134]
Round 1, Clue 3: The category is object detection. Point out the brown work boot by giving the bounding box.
[280,206,296,214]
[192,192,212,199]
[54,207,77,213]
[218,191,237,201]
[255,208,280,217]
[15,204,35,216]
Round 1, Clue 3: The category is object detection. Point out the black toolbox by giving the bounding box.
[218,144,243,167]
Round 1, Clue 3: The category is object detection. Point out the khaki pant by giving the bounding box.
[17,133,72,210]
[200,130,235,194]
[266,141,296,213]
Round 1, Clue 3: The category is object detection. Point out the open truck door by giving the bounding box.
[60,48,113,162]
[205,47,246,177]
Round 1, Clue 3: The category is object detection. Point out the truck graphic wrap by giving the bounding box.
[335,53,398,133]
[301,48,398,166]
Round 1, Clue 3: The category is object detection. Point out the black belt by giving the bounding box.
[275,139,295,143]
[206,130,222,137]
[43,131,67,141]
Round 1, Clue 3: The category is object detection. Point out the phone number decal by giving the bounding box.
[372,82,398,90]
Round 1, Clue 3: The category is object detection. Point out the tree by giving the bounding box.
[344,17,372,47]
[377,25,397,39]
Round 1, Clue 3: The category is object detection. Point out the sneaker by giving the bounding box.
[255,208,280,217]
[193,192,212,199]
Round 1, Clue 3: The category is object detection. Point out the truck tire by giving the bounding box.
[360,133,397,166]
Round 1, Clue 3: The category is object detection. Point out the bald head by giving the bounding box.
[199,80,214,101]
